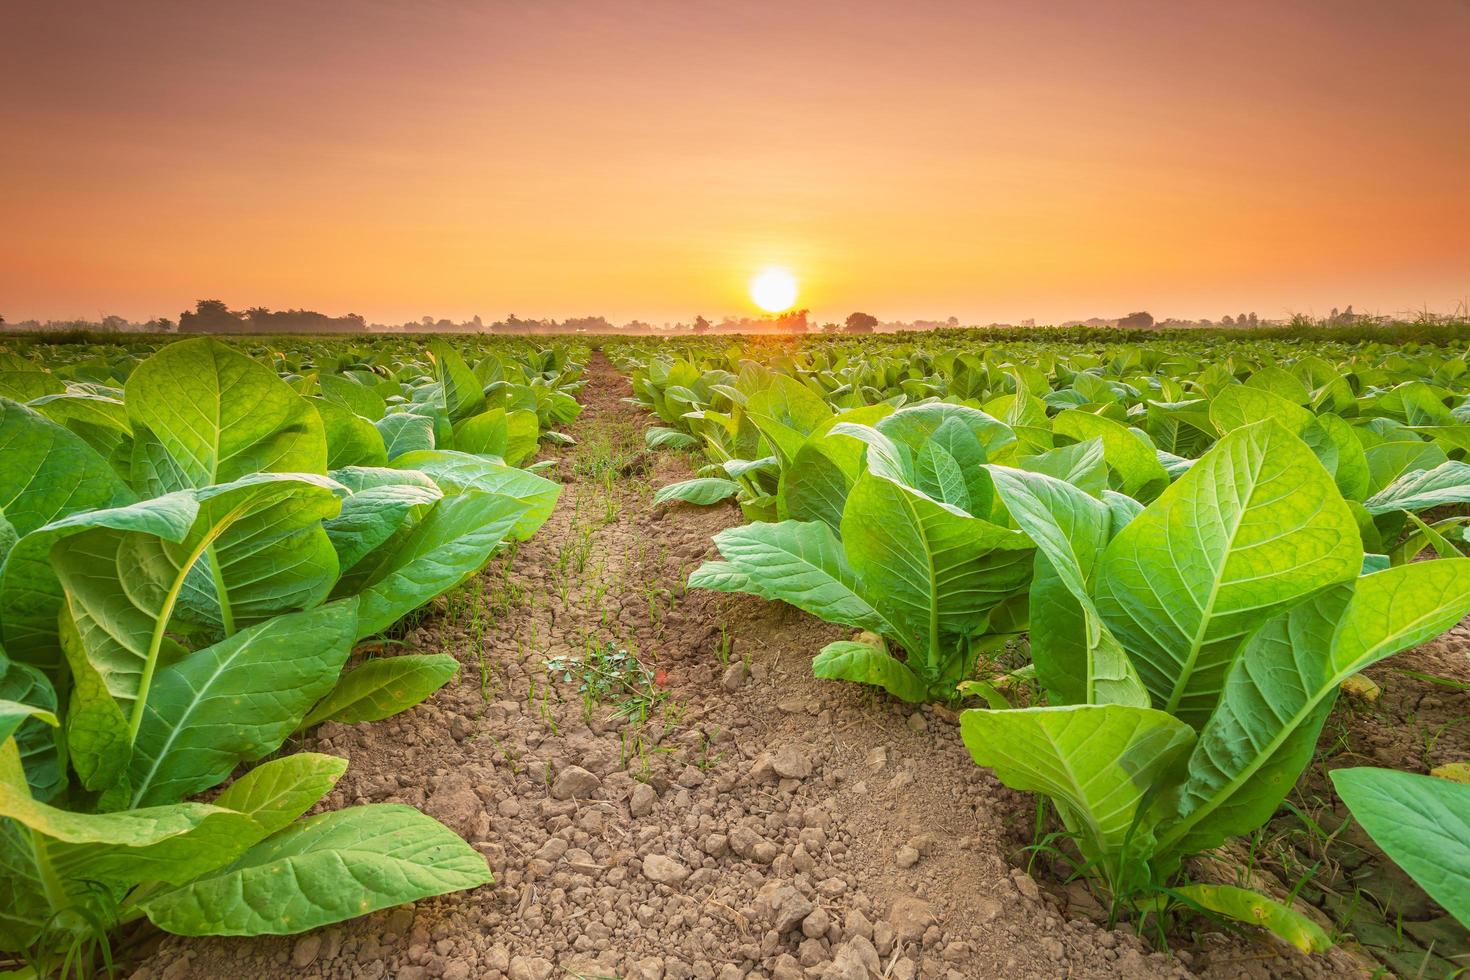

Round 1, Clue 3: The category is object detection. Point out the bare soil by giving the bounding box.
[132,355,1431,980]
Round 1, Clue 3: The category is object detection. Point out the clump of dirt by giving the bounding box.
[132,355,1382,979]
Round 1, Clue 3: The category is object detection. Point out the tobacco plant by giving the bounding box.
[962,420,1470,947]
[0,337,569,971]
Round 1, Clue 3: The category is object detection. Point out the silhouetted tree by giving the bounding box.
[845,311,878,333]
[692,315,710,334]
[1222,314,1236,326]
[1118,311,1154,329]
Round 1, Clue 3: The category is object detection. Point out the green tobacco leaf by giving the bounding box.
[1053,410,1168,502]
[747,376,832,469]
[1019,438,1108,499]
[645,426,699,450]
[50,474,343,711]
[137,804,492,936]
[723,456,777,480]
[841,472,1031,668]
[780,440,854,530]
[689,521,903,643]
[1171,884,1330,953]
[448,407,495,459]
[987,466,1146,707]
[0,697,58,745]
[877,403,1014,463]
[316,399,389,469]
[812,641,928,702]
[1364,460,1470,515]
[1095,421,1361,728]
[0,739,259,911]
[127,338,327,495]
[427,341,485,422]
[0,371,65,401]
[1331,768,1470,929]
[653,478,740,506]
[350,491,529,639]
[961,704,1195,886]
[1364,440,1446,496]
[127,600,359,807]
[320,374,387,421]
[0,397,137,666]
[1209,385,1314,436]
[0,397,134,549]
[452,407,539,464]
[375,413,435,460]
[302,654,459,728]
[1159,559,1470,862]
[213,753,348,836]
[0,664,63,800]
[323,467,442,573]
[390,450,559,540]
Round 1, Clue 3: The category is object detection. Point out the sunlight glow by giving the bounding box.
[749,267,798,313]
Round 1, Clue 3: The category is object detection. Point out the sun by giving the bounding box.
[749,267,798,313]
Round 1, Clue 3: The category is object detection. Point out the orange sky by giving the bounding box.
[3,1,1467,325]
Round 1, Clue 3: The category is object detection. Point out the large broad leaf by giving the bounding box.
[427,341,485,422]
[137,804,492,936]
[746,376,832,469]
[0,397,134,556]
[1095,421,1361,728]
[126,600,359,808]
[986,466,1147,707]
[316,399,389,469]
[4,492,197,685]
[453,407,540,466]
[1363,460,1470,516]
[391,450,560,540]
[0,661,63,800]
[1331,768,1470,929]
[1209,385,1314,436]
[780,439,855,529]
[688,520,905,644]
[348,491,529,639]
[646,426,699,450]
[1156,559,1470,863]
[878,402,1014,463]
[1053,410,1168,502]
[0,399,136,666]
[812,640,928,702]
[961,704,1195,889]
[873,405,1007,513]
[301,653,459,728]
[841,471,1031,673]
[1364,440,1446,496]
[653,478,740,506]
[51,474,342,700]
[375,413,436,460]
[0,740,259,948]
[323,467,442,573]
[1018,438,1108,499]
[213,753,348,837]
[1171,884,1330,953]
[126,338,327,494]
[320,375,387,421]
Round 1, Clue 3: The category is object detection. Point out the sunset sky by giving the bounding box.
[2,0,1466,325]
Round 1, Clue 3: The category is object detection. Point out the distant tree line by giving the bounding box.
[1,300,1439,337]
[180,300,366,334]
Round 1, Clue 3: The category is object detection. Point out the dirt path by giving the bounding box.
[134,355,1368,980]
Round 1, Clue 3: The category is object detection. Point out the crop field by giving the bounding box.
[4,326,1470,980]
